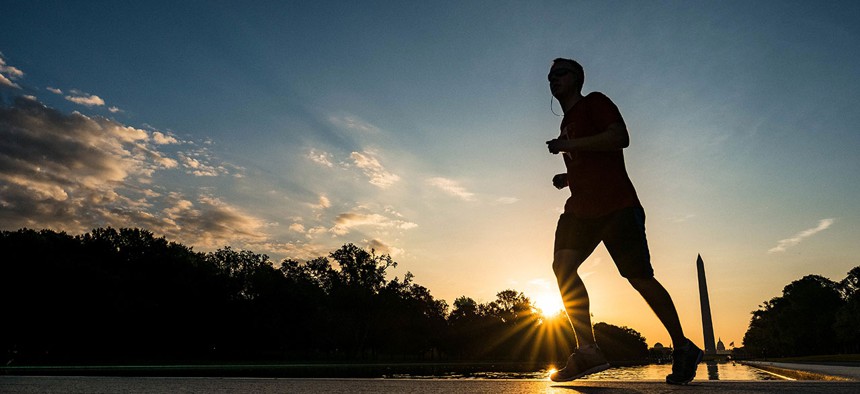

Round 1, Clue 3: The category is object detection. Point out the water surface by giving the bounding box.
[387,361,781,380]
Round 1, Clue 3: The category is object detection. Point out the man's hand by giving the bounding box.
[547,122,629,154]
[552,173,568,190]
[546,139,565,154]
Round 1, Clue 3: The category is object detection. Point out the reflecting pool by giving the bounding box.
[581,361,783,380]
[389,361,783,380]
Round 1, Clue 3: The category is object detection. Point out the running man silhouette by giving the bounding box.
[545,58,703,384]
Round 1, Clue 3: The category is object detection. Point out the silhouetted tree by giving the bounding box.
[2,227,655,366]
[445,296,486,359]
[834,266,860,353]
[743,297,784,358]
[593,322,648,362]
[743,274,845,357]
[279,258,329,357]
[477,290,541,360]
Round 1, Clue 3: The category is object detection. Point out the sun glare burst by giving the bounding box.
[533,292,565,318]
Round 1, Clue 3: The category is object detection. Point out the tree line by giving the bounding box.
[741,266,860,358]
[1,228,648,365]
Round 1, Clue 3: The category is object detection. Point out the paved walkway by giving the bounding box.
[3,361,860,393]
[743,360,860,381]
[3,376,860,393]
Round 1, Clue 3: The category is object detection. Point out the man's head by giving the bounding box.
[548,58,584,99]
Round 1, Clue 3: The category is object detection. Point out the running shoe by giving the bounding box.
[666,339,704,385]
[550,346,611,382]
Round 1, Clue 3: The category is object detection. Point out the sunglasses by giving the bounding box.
[547,69,574,81]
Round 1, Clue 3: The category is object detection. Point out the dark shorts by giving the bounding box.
[554,206,654,279]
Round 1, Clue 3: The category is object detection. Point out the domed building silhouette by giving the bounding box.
[716,337,731,355]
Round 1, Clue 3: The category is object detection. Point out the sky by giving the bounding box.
[2,0,859,349]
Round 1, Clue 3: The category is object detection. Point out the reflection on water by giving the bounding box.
[580,361,780,381]
[707,361,719,380]
[388,361,782,381]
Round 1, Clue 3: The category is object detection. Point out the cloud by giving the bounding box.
[47,87,63,94]
[159,194,267,249]
[315,195,331,210]
[289,223,306,233]
[672,214,696,223]
[306,148,335,167]
[0,55,23,89]
[0,97,264,251]
[1,98,163,190]
[329,115,381,134]
[108,106,122,113]
[350,151,400,188]
[152,131,179,145]
[330,212,417,236]
[65,91,105,107]
[0,74,19,89]
[0,97,171,231]
[495,196,519,205]
[366,238,404,257]
[427,177,476,201]
[177,147,237,177]
[307,226,328,236]
[768,218,836,253]
[255,240,329,261]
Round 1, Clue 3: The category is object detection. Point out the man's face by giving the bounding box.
[548,63,579,99]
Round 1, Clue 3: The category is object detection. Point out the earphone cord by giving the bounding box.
[550,96,562,117]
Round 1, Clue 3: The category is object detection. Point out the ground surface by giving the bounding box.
[3,376,860,393]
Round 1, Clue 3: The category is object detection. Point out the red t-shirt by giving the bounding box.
[559,92,641,217]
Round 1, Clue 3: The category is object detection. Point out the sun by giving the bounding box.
[532,292,565,318]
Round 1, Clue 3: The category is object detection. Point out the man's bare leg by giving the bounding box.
[628,276,685,346]
[553,249,595,347]
[550,249,611,382]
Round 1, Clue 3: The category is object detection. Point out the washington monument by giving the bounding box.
[697,254,717,355]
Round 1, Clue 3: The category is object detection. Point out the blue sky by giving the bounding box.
[2,0,859,347]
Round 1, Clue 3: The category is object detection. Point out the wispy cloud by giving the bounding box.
[768,218,836,253]
[47,87,63,94]
[0,54,24,89]
[306,148,335,167]
[351,151,400,188]
[330,212,417,236]
[309,194,331,210]
[427,177,476,201]
[64,90,105,107]
[672,214,696,223]
[0,74,20,89]
[160,194,268,249]
[317,195,331,209]
[329,115,381,134]
[253,240,329,261]
[366,238,404,257]
[176,146,240,177]
[495,196,519,205]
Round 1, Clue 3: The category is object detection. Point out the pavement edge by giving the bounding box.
[742,361,855,381]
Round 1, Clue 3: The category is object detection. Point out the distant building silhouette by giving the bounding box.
[648,342,673,364]
[716,338,731,355]
[697,254,717,355]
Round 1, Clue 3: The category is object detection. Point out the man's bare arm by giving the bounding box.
[546,121,629,154]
